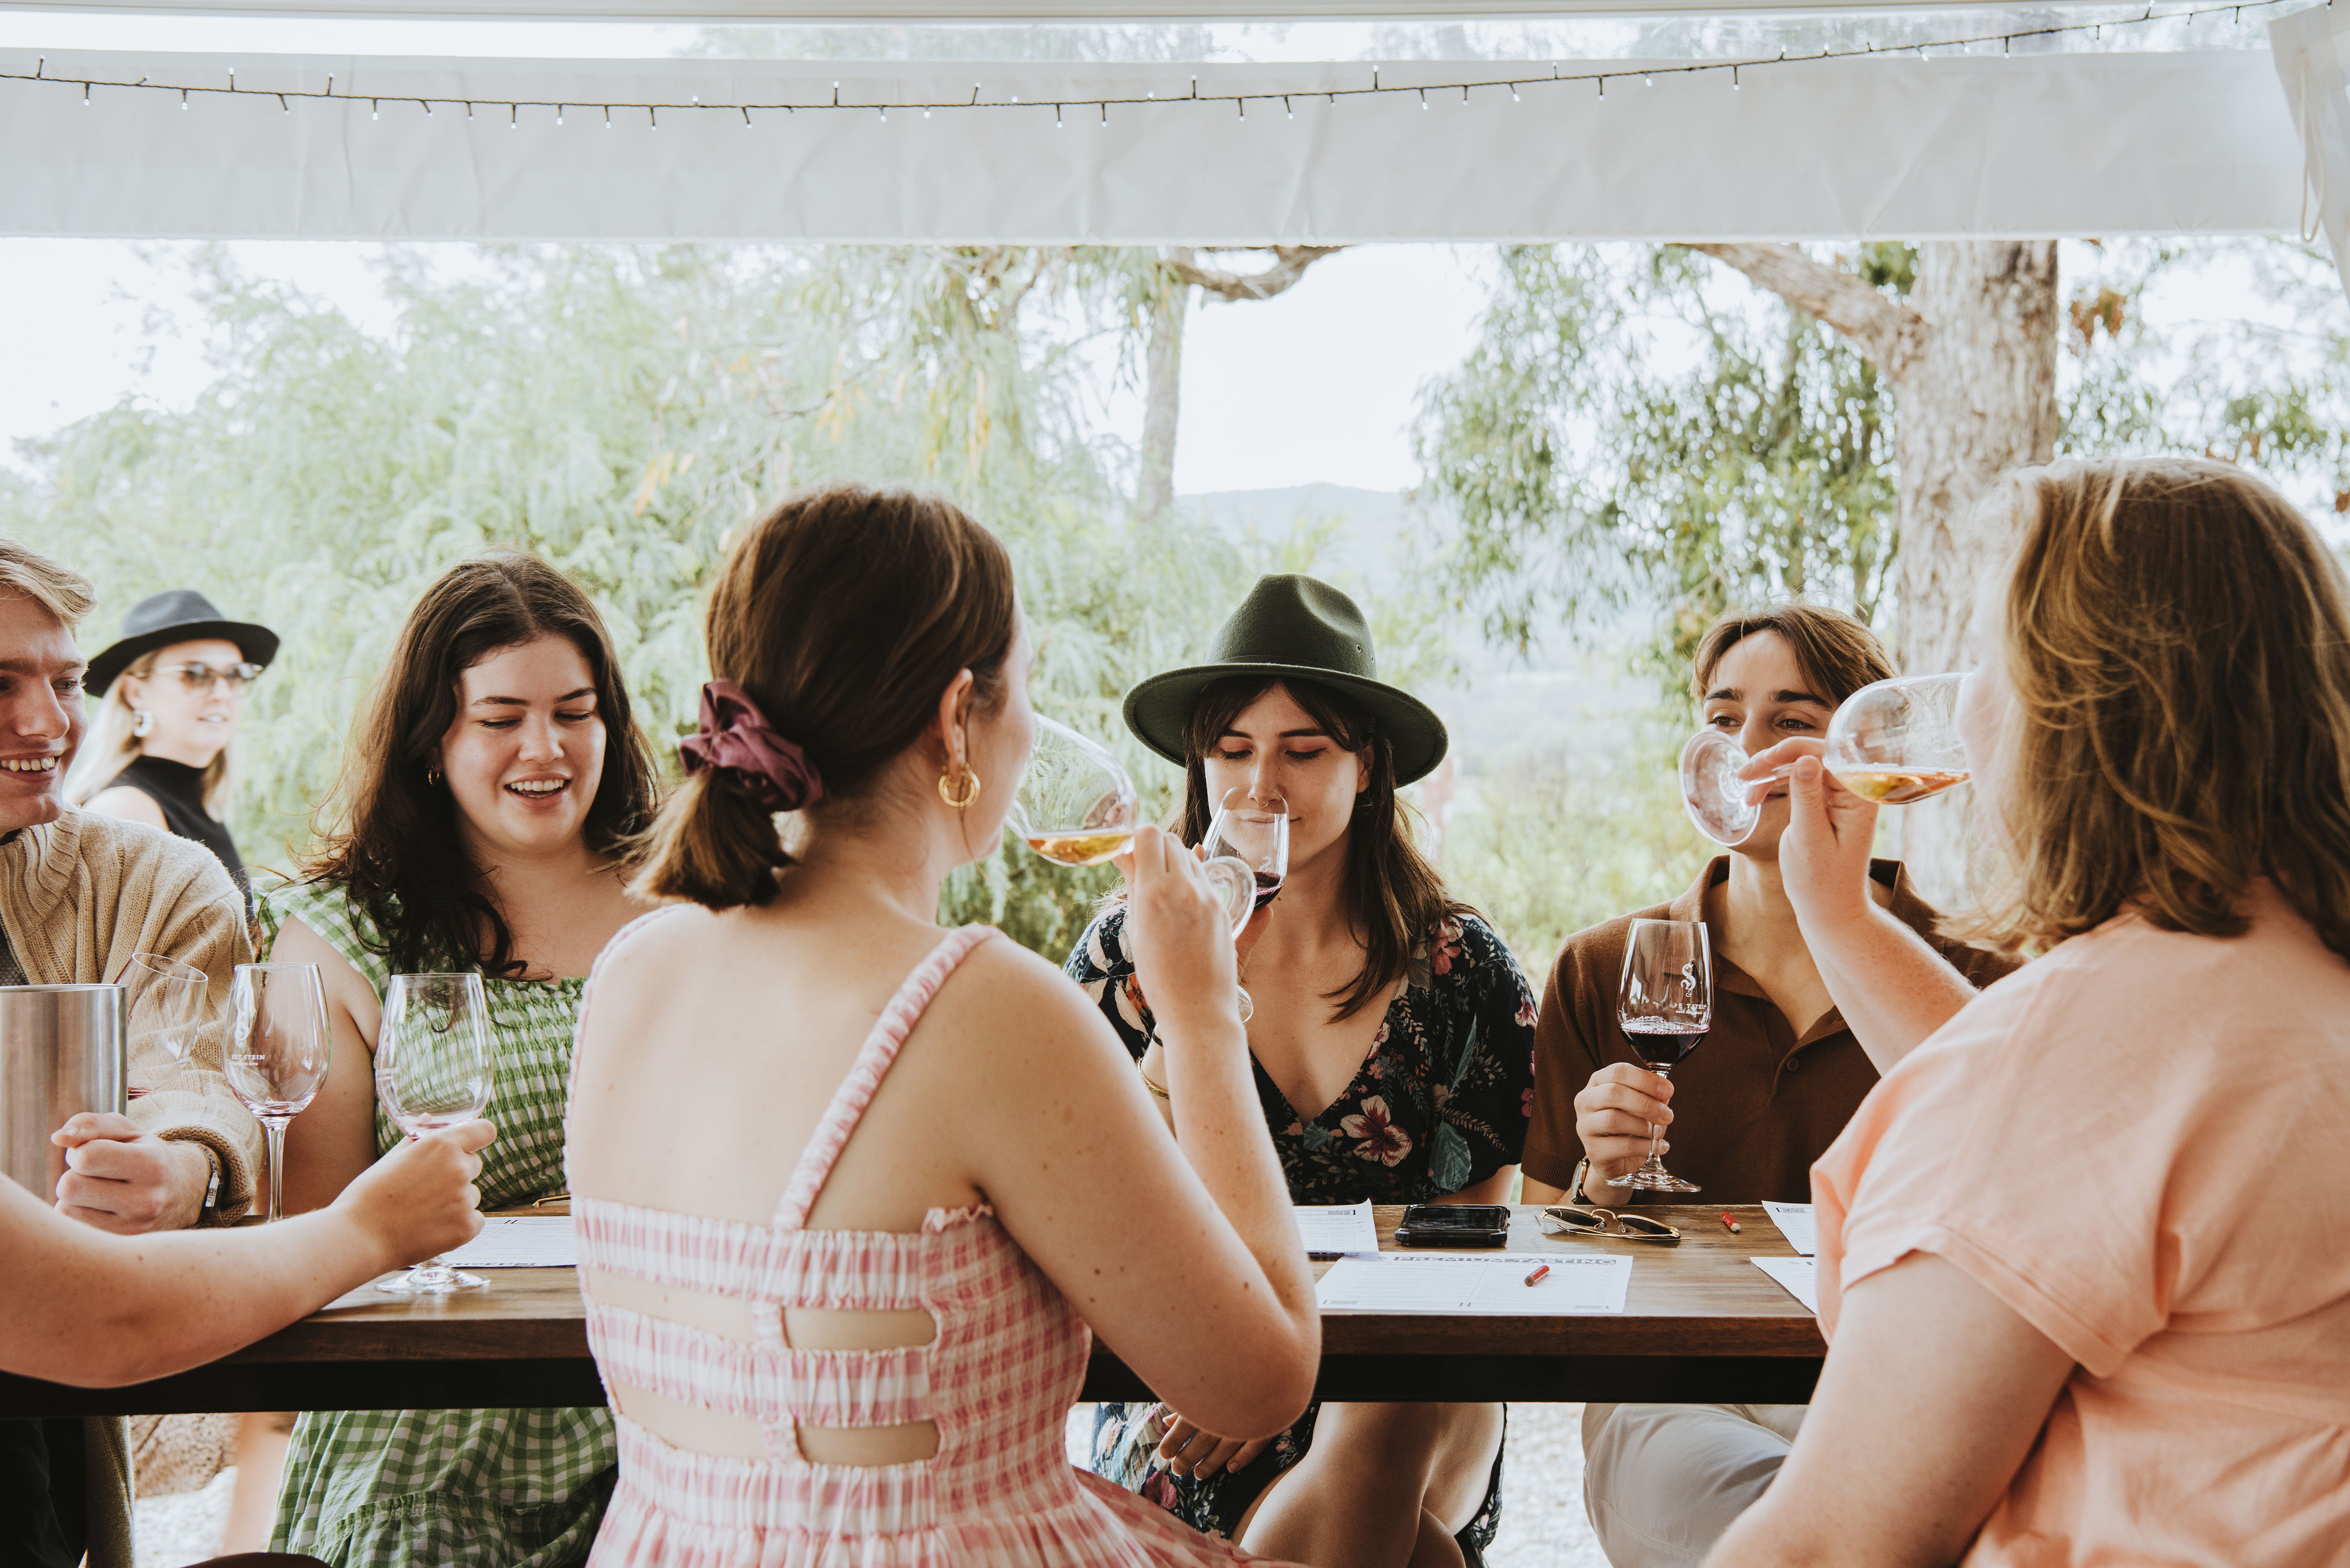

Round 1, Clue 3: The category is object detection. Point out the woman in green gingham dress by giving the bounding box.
[260,554,661,1566]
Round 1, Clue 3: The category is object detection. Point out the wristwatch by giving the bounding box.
[174,1139,225,1221]
[1569,1156,1598,1206]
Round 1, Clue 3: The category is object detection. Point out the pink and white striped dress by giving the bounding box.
[575,922,1294,1568]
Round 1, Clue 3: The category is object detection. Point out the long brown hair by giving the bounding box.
[633,484,1018,911]
[304,553,659,977]
[1967,456,2350,959]
[1177,676,1466,1021]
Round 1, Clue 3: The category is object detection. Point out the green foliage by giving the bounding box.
[1412,245,1897,697]
[2,243,1267,956]
[1440,723,1708,972]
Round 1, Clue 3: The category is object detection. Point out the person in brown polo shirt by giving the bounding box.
[1520,603,2021,1568]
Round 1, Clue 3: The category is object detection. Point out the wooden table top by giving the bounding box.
[0,1203,1826,1415]
[221,1203,1823,1367]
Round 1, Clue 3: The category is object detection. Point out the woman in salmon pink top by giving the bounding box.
[1706,456,2350,1568]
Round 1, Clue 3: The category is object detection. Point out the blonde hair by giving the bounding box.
[1965,456,2350,959]
[63,649,236,816]
[0,537,94,630]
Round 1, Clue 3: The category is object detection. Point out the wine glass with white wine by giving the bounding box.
[1009,716,1254,925]
[1680,673,1972,845]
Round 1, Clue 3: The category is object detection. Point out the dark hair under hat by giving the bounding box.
[85,590,280,698]
[1122,574,1449,785]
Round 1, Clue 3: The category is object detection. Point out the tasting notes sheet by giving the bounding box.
[1316,1252,1632,1315]
[440,1215,577,1269]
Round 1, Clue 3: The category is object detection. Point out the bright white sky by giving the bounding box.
[0,237,1489,496]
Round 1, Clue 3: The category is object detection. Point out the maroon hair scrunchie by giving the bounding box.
[679,680,825,813]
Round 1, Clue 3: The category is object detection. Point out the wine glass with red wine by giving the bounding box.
[1202,788,1289,1024]
[1607,918,1711,1194]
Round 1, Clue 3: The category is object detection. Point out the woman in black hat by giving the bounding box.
[65,590,278,907]
[1071,575,1538,1568]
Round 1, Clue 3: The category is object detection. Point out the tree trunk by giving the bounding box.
[1135,279,1186,529]
[1891,241,2059,898]
[1684,239,2060,902]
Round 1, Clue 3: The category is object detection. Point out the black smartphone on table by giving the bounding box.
[1392,1203,1511,1248]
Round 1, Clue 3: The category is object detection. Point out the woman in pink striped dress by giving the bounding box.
[564,484,1323,1568]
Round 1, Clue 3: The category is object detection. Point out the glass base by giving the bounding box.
[377,1262,487,1294]
[1607,1164,1701,1194]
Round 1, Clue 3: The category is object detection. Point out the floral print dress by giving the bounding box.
[1065,906,1538,1556]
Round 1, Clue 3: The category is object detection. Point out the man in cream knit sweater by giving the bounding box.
[0,537,267,1568]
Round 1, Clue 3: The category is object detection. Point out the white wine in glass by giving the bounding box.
[375,972,496,1294]
[224,962,332,1224]
[1680,672,1972,844]
[1007,716,1142,867]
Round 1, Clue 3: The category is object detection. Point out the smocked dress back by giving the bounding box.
[573,917,1297,1568]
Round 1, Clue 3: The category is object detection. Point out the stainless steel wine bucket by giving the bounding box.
[0,983,126,1199]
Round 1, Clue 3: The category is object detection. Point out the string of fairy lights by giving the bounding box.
[0,0,2317,131]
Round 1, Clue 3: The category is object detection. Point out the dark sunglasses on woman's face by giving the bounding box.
[157,661,267,692]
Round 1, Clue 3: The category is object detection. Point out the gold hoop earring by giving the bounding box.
[938,764,982,809]
[425,765,442,788]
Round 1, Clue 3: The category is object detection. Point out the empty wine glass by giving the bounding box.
[1608,918,1710,1194]
[375,972,495,1294]
[120,952,208,1102]
[1680,672,1974,845]
[1202,788,1290,1024]
[1007,717,1143,868]
[224,962,332,1224]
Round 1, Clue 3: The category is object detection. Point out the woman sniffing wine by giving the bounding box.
[1071,574,1536,1568]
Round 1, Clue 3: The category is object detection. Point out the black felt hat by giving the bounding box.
[85,590,280,698]
[1122,574,1449,785]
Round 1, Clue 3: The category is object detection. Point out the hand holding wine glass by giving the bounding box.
[223,962,332,1225]
[1681,673,1972,846]
[1608,919,1710,1194]
[1200,788,1289,1024]
[375,972,496,1294]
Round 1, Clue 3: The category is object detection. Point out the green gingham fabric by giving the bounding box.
[258,880,617,1568]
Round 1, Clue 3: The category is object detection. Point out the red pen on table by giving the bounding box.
[1523,1263,1551,1286]
[1721,1213,1741,1234]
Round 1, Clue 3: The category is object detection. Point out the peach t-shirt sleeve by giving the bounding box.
[1817,922,2205,1377]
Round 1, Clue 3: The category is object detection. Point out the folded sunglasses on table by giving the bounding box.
[1539,1206,1681,1245]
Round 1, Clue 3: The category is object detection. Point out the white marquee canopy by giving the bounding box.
[0,1,2332,245]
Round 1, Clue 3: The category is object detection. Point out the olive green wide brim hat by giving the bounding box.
[1122,574,1450,786]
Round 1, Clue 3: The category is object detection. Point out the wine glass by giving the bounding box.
[1821,674,1972,803]
[1608,918,1710,1194]
[1201,788,1290,1024]
[375,972,495,1294]
[224,962,332,1224]
[1679,672,1974,844]
[120,951,208,1102]
[1007,716,1143,868]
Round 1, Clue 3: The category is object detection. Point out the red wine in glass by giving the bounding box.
[1251,869,1284,913]
[1623,1018,1706,1069]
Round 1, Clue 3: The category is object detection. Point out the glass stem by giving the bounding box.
[263,1117,289,1224]
[1645,1067,1671,1169]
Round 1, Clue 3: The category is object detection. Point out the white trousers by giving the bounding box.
[1579,1402,1808,1568]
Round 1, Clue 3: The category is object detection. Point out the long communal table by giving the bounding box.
[0,1205,1824,1417]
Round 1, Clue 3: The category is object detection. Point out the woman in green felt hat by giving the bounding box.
[1070,574,1537,1568]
